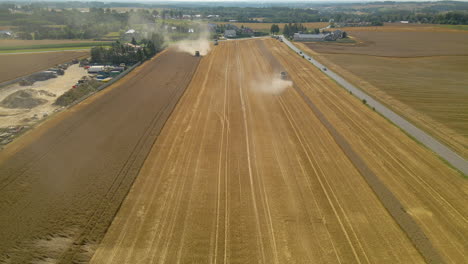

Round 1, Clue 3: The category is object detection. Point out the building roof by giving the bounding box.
[293,33,325,40]
[224,29,237,36]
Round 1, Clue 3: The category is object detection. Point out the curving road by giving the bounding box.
[280,36,468,175]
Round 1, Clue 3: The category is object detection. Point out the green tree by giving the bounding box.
[283,24,290,38]
[270,24,280,34]
[136,49,145,61]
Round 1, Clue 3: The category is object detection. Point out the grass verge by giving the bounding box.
[54,80,101,107]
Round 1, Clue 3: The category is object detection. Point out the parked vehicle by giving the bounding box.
[48,68,65,75]
[88,66,105,74]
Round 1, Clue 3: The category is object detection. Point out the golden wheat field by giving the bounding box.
[297,27,468,158]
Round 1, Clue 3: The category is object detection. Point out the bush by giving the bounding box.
[54,80,101,106]
[362,99,367,104]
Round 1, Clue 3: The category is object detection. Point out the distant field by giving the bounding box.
[0,42,109,53]
[0,51,89,84]
[0,39,109,48]
[296,28,468,158]
[216,22,328,32]
[339,23,468,33]
[438,24,468,31]
[304,31,468,57]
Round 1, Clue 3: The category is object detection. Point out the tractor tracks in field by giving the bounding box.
[292,81,445,264]
[62,55,201,263]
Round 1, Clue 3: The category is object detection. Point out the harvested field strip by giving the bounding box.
[0,51,89,84]
[91,39,424,263]
[294,71,443,264]
[271,39,468,263]
[0,50,200,263]
[260,41,443,263]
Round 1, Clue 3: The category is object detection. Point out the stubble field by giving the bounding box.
[297,28,468,158]
[0,39,107,48]
[0,51,89,83]
[90,39,466,264]
[217,22,328,31]
[0,49,200,263]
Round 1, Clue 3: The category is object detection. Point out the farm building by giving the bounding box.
[293,33,326,41]
[293,30,345,42]
[124,43,142,50]
[224,30,237,38]
[0,30,13,37]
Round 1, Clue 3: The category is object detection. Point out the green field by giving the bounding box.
[438,25,468,31]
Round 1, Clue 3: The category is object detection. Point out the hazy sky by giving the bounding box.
[138,0,454,1]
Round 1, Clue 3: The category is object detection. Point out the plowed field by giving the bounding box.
[90,39,467,263]
[0,49,200,263]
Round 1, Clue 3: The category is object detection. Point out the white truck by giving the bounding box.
[88,66,105,74]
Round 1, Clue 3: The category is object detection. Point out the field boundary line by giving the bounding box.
[280,36,468,176]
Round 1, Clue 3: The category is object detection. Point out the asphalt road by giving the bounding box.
[280,36,468,175]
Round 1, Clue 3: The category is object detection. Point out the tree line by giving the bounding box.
[90,33,164,65]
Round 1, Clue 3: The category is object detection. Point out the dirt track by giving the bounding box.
[0,49,199,263]
[0,51,89,84]
[88,39,468,263]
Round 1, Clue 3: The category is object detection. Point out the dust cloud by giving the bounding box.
[173,28,212,56]
[251,74,292,95]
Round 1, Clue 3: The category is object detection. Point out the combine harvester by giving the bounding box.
[280,71,288,80]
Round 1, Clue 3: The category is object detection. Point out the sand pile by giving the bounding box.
[0,89,55,109]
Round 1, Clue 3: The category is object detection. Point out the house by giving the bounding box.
[207,23,217,32]
[125,29,136,34]
[124,43,142,51]
[224,29,237,38]
[324,30,343,41]
[400,21,409,24]
[0,30,13,37]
